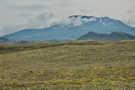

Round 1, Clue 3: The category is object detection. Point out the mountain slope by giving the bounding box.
[78,32,135,41]
[3,15,135,41]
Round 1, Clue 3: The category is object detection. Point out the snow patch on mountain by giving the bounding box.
[68,15,97,26]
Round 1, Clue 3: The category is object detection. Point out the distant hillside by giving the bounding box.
[3,15,135,41]
[0,37,28,44]
[0,37,9,42]
[78,32,135,41]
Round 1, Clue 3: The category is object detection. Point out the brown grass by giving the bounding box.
[0,40,135,88]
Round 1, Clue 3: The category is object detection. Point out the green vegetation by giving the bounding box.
[0,40,135,89]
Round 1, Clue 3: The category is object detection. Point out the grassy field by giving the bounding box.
[0,40,135,89]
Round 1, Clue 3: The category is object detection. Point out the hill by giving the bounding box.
[0,37,8,43]
[78,32,135,41]
[0,40,135,89]
[0,37,28,44]
[3,15,135,41]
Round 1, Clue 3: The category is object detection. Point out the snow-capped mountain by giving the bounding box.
[3,15,135,41]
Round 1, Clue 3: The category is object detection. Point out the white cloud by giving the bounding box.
[0,0,135,36]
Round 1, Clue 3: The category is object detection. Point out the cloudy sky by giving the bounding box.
[0,0,135,36]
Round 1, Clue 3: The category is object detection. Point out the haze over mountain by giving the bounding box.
[3,15,135,41]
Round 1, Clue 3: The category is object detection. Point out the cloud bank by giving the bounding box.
[0,0,135,36]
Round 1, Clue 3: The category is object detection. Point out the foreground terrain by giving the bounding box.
[0,40,135,89]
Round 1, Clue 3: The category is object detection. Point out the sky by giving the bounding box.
[0,0,135,36]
